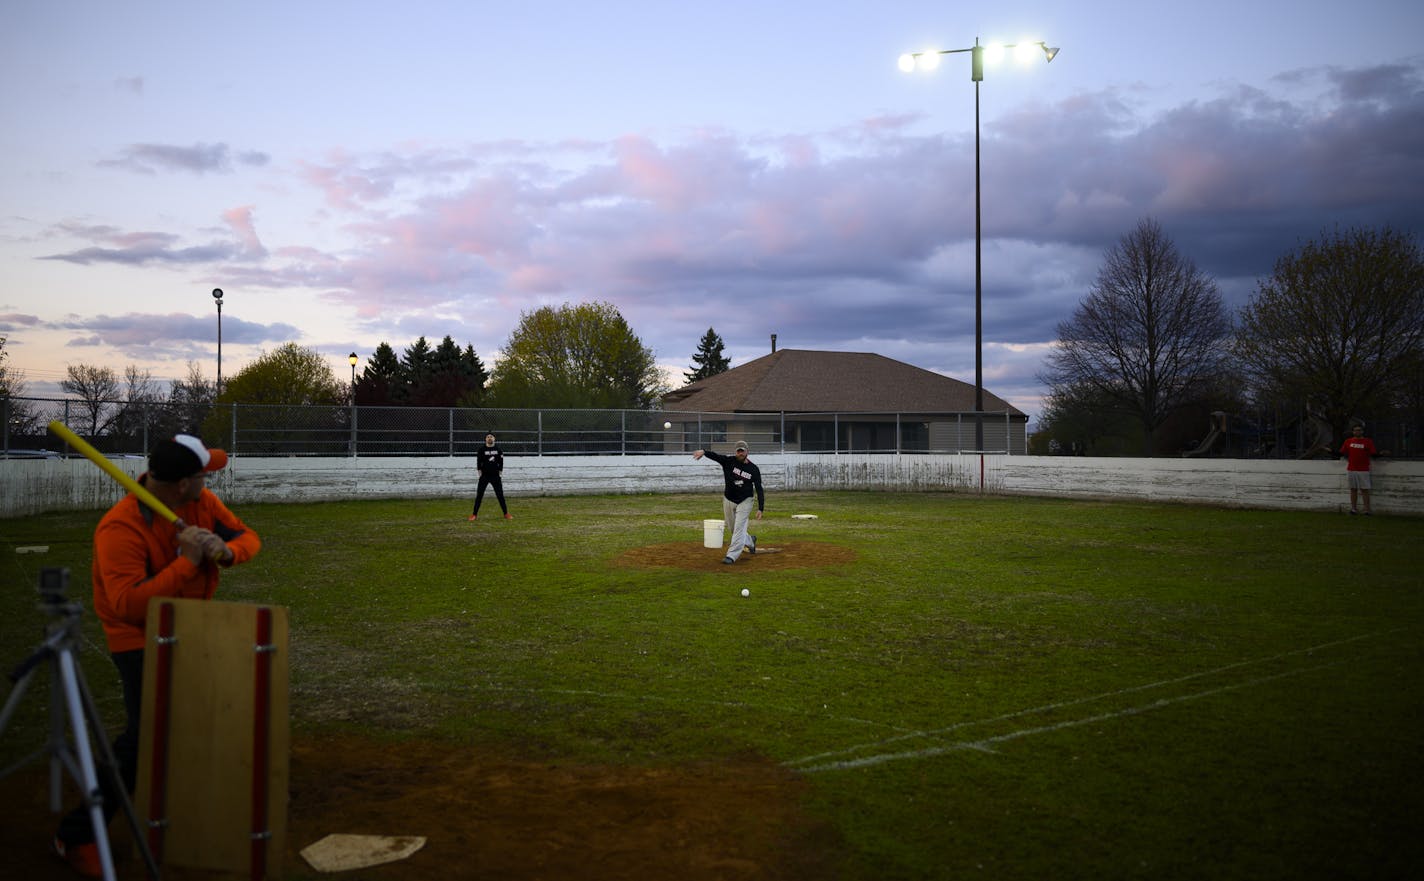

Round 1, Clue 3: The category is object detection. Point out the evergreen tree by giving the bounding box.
[457,344,489,408]
[401,336,434,400]
[355,342,403,404]
[685,327,731,384]
[411,335,484,406]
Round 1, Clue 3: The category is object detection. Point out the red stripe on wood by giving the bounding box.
[250,607,272,881]
[146,602,176,862]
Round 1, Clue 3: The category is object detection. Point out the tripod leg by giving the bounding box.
[56,649,118,881]
[0,666,50,780]
[75,652,161,881]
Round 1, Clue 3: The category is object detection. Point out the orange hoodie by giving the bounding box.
[91,481,261,653]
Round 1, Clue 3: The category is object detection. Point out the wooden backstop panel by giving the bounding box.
[134,597,289,879]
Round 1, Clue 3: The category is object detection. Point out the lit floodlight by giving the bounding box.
[917,51,941,72]
[1043,45,1060,63]
[983,43,1005,65]
[1014,42,1041,63]
[898,53,916,73]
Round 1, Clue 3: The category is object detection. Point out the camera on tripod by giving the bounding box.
[38,566,71,606]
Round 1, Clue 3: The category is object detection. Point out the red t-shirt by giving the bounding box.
[1339,436,1377,472]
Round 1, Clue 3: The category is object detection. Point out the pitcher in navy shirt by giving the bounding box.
[693,440,764,564]
[470,433,512,520]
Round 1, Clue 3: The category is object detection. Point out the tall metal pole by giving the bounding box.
[212,288,224,395]
[899,39,1056,458]
[972,42,985,455]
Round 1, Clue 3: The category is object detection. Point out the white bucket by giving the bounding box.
[703,519,725,549]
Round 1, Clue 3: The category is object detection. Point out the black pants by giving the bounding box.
[57,649,143,845]
[474,472,507,515]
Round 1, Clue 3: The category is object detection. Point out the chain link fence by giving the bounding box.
[1,396,1030,457]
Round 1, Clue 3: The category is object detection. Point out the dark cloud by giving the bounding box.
[51,312,302,366]
[39,209,269,266]
[42,243,239,266]
[0,312,41,330]
[97,142,270,175]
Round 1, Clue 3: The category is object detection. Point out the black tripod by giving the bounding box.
[0,567,159,881]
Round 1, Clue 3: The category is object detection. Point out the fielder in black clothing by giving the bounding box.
[693,440,764,564]
[470,433,511,519]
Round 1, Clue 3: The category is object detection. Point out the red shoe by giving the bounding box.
[467,514,477,521]
[504,513,513,520]
[53,837,103,879]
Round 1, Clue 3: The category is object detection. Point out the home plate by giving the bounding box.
[790,514,819,520]
[300,834,427,872]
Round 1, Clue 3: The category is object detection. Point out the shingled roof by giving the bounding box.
[663,349,1023,415]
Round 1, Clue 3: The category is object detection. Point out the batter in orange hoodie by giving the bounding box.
[54,434,260,876]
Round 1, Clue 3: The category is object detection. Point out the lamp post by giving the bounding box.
[348,352,359,400]
[211,288,224,395]
[899,39,1058,454]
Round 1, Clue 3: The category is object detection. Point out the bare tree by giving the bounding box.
[166,360,217,434]
[1234,226,1424,445]
[110,365,161,449]
[60,363,121,436]
[1041,218,1232,455]
[0,334,42,440]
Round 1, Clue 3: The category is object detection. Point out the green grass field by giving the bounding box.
[3,491,1422,879]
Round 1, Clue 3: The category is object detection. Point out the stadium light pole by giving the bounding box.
[898,39,1058,454]
[211,288,224,395]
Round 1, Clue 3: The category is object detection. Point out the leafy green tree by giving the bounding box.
[1234,226,1424,444]
[203,343,346,452]
[486,301,666,409]
[1040,218,1232,455]
[217,343,345,405]
[685,327,731,384]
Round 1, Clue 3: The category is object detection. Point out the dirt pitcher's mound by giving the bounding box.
[617,541,855,572]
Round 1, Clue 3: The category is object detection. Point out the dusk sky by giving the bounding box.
[3,1,1422,422]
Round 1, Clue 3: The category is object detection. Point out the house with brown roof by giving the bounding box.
[661,349,1027,454]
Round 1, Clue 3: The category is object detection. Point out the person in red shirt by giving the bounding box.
[1338,423,1381,515]
[53,434,260,877]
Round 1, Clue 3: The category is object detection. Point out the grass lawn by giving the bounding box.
[3,491,1421,879]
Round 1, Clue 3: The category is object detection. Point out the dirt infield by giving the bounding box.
[617,540,856,572]
[1,733,842,880]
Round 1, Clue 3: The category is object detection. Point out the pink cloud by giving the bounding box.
[223,205,267,259]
